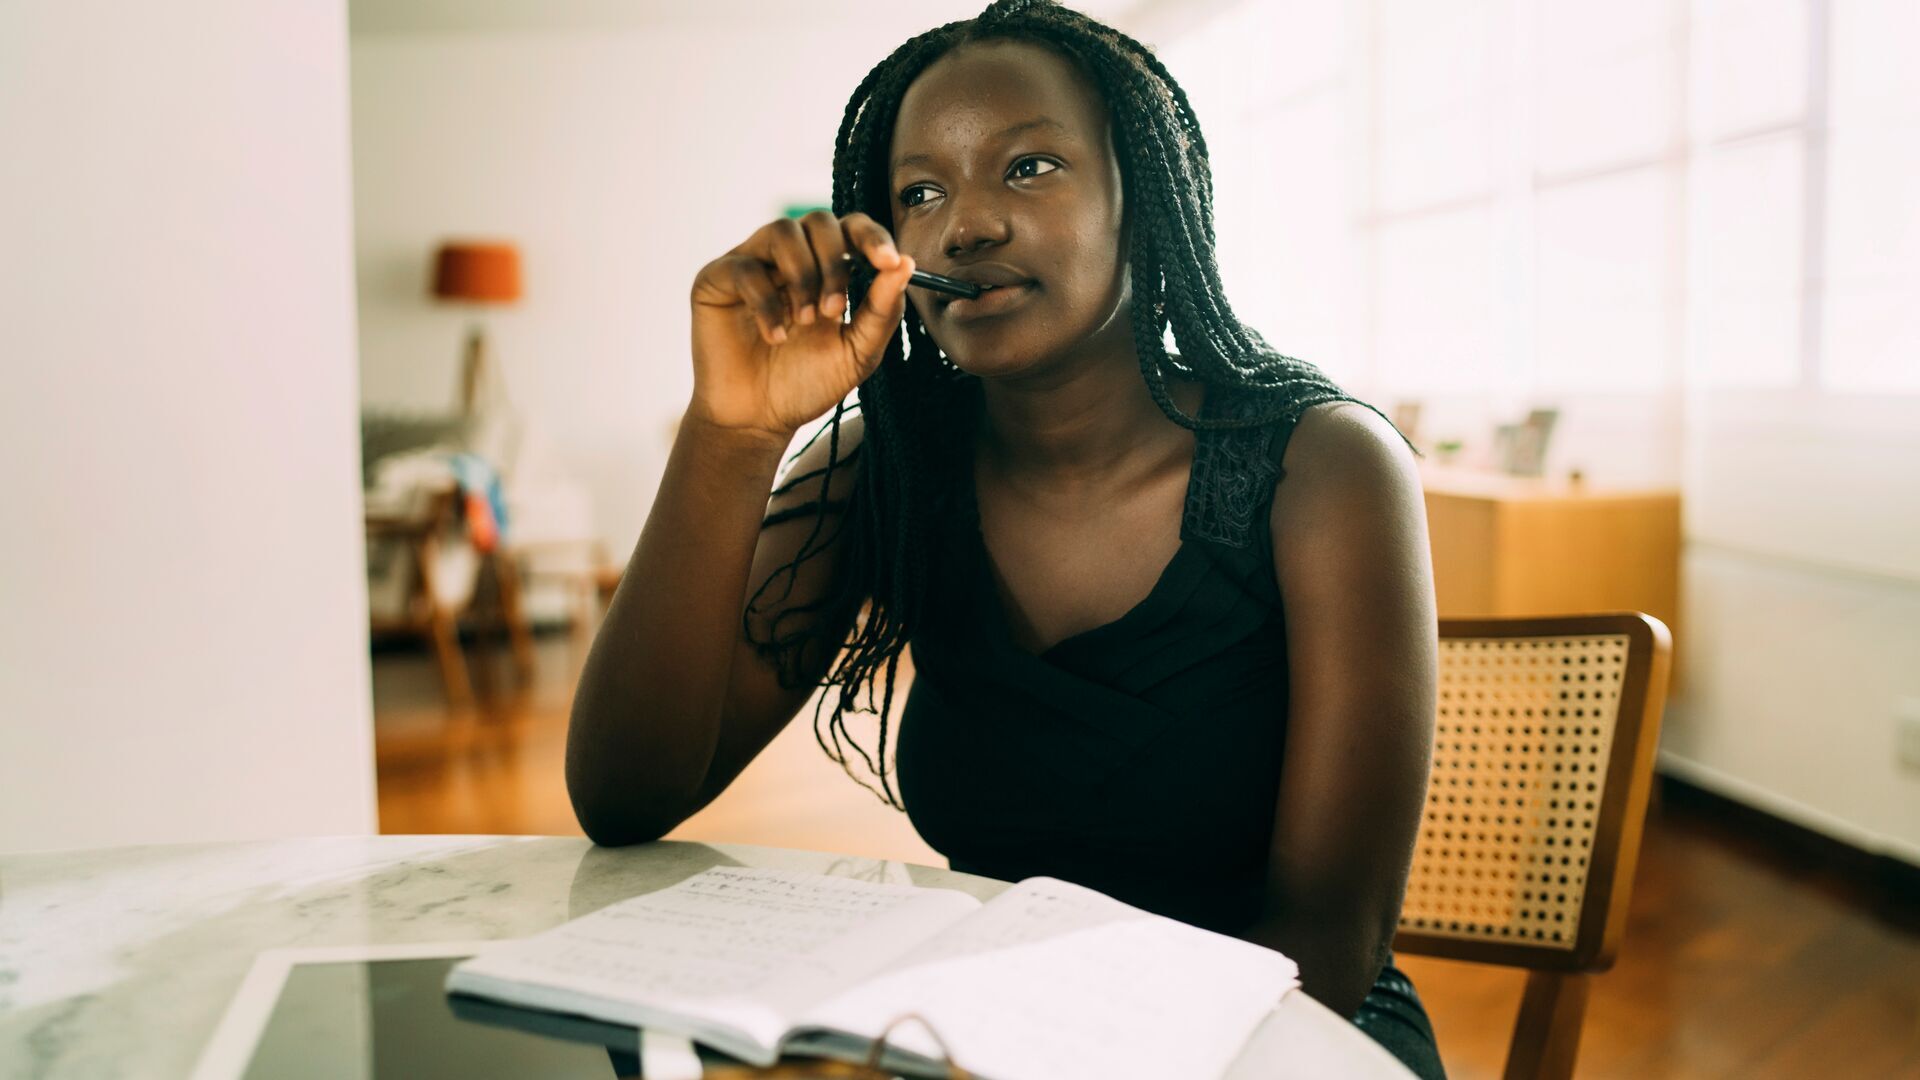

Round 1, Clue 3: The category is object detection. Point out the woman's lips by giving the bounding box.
[943,282,1035,321]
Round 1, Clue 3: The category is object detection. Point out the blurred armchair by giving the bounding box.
[362,408,592,707]
[364,475,486,707]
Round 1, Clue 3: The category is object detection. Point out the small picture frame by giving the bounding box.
[1497,408,1558,477]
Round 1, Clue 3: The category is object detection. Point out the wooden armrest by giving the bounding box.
[365,487,460,537]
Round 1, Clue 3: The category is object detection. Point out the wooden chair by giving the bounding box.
[1395,613,1673,1080]
[366,482,536,708]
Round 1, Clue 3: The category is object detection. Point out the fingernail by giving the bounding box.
[822,294,846,318]
[881,243,900,267]
[799,304,816,325]
[770,326,788,344]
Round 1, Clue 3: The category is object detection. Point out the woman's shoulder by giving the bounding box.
[1281,401,1418,489]
[1192,379,1405,482]
[1267,400,1426,559]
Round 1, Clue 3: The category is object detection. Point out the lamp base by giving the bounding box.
[459,323,489,417]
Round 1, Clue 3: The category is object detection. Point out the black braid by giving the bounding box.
[745,0,1398,811]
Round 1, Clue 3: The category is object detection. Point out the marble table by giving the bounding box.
[0,836,1414,1079]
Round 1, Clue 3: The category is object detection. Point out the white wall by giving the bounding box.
[1663,549,1920,864]
[1663,391,1920,863]
[0,1,377,851]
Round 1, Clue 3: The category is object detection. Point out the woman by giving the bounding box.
[566,1,1443,1075]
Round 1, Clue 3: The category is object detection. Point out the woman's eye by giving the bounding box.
[1010,157,1059,180]
[899,184,941,209]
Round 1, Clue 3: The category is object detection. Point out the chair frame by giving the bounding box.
[367,483,536,708]
[1395,612,1673,1080]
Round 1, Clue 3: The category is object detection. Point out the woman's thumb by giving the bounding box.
[845,254,914,364]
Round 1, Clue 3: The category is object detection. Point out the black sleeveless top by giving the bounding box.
[895,379,1336,937]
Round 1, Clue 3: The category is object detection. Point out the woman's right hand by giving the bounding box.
[688,211,916,444]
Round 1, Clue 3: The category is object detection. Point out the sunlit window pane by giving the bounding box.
[1163,0,1916,399]
[1375,0,1500,215]
[1822,122,1920,392]
[1216,92,1360,381]
[1828,0,1920,127]
[1378,0,1500,116]
[1687,134,1803,388]
[1534,166,1679,391]
[1689,0,1807,140]
[1534,0,1681,176]
[1164,1,1360,382]
[1822,0,1920,392]
[1376,205,1502,393]
[1534,0,1674,59]
[1217,0,1347,107]
[1379,105,1496,217]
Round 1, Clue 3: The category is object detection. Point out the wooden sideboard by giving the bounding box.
[1420,466,1682,689]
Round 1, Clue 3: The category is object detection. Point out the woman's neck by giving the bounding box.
[976,353,1205,491]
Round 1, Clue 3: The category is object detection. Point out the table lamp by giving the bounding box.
[432,240,522,417]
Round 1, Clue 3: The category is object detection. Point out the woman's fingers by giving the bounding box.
[798,211,850,320]
[762,217,821,328]
[845,253,913,364]
[840,212,901,274]
[727,212,906,349]
[829,213,908,365]
[720,255,789,345]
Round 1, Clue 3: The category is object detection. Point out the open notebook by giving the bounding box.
[444,865,1299,1080]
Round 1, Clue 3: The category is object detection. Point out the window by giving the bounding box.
[1821,0,1920,393]
[1159,0,1917,399]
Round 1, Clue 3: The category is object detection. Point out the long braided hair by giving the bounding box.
[746,0,1370,810]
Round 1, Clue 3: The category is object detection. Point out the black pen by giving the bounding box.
[840,251,982,299]
[905,266,982,299]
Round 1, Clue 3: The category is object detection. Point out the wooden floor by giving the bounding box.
[374,626,1920,1079]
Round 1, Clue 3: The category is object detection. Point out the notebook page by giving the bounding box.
[448,866,980,1049]
[794,877,1299,1080]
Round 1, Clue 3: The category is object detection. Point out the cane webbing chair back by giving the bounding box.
[1395,613,1672,1080]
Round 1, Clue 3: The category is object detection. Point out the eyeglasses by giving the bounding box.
[695,1011,974,1080]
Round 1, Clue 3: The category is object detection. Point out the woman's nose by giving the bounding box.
[940,194,1011,257]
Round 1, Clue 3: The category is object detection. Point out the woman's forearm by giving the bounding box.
[564,406,792,845]
[1241,897,1397,1019]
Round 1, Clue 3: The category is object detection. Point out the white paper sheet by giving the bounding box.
[448,866,980,1049]
[797,877,1300,1080]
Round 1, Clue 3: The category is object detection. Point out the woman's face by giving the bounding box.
[887,39,1131,377]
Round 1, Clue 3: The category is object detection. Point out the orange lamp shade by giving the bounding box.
[432,241,522,303]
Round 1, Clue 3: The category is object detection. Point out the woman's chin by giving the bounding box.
[926,329,1054,374]
[938,349,1048,379]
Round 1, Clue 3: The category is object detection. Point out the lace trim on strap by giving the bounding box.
[1181,382,1369,550]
